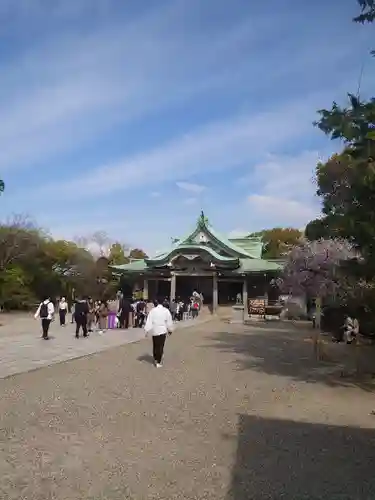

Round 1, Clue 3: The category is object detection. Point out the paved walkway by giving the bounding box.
[0,319,375,499]
[0,314,208,379]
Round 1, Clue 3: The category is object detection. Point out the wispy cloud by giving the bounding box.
[176,181,206,194]
[237,150,323,229]
[183,197,197,205]
[31,94,319,202]
[247,194,318,226]
[242,150,322,201]
[2,0,374,251]
[0,0,368,175]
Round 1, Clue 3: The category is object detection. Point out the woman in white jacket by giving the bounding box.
[144,299,173,367]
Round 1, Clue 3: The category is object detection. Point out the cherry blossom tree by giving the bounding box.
[278,238,357,299]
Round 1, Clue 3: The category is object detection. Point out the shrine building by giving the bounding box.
[111,212,282,313]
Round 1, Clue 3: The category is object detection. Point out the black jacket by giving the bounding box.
[120,298,132,313]
[75,300,89,317]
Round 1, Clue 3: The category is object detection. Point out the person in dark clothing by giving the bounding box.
[119,297,132,329]
[34,297,54,340]
[135,299,146,328]
[74,298,89,338]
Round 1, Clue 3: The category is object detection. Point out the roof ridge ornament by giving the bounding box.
[198,210,209,225]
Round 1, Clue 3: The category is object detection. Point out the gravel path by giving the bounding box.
[0,319,375,499]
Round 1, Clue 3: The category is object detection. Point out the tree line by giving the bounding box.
[277,0,375,326]
[0,215,147,310]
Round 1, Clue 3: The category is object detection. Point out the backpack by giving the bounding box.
[40,302,49,318]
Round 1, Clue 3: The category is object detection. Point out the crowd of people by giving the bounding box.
[34,290,204,340]
[34,290,204,368]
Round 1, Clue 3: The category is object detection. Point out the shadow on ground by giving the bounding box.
[228,414,375,499]
[209,324,375,389]
[137,354,154,364]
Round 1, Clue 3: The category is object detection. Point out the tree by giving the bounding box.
[74,231,112,258]
[312,2,375,265]
[0,215,149,309]
[249,228,303,258]
[305,218,332,241]
[354,0,375,23]
[109,242,129,265]
[0,215,42,277]
[0,266,35,310]
[129,248,148,260]
[278,239,356,299]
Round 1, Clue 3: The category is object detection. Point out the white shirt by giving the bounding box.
[35,300,55,320]
[144,304,173,337]
[59,300,68,310]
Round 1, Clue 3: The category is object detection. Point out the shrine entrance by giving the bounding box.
[218,280,243,304]
[175,275,213,304]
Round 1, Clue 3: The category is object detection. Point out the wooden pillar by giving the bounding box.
[143,279,149,300]
[213,273,218,313]
[243,278,249,320]
[170,273,176,302]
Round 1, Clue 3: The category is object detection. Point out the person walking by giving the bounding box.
[107,300,117,329]
[191,299,199,318]
[98,300,109,334]
[74,297,89,338]
[144,299,173,368]
[71,301,76,324]
[170,299,177,321]
[119,296,132,329]
[87,298,95,333]
[58,297,68,326]
[34,297,55,340]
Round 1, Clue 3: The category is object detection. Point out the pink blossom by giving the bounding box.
[278,238,357,298]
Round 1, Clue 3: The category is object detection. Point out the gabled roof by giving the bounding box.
[235,258,282,273]
[146,243,238,265]
[228,236,263,259]
[109,212,281,274]
[111,259,147,272]
[110,256,282,273]
[152,211,257,261]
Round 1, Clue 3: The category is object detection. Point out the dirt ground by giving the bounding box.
[0,319,375,499]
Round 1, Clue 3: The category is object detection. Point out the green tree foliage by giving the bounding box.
[249,228,303,259]
[310,1,375,258]
[129,248,148,260]
[354,0,375,23]
[109,242,129,265]
[306,0,375,323]
[305,218,331,241]
[0,216,146,309]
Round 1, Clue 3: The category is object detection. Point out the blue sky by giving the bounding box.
[1,0,374,254]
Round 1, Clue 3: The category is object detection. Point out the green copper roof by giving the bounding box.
[228,237,263,259]
[236,258,282,273]
[171,211,256,259]
[146,244,238,265]
[110,213,281,274]
[110,259,147,272]
[110,257,281,274]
